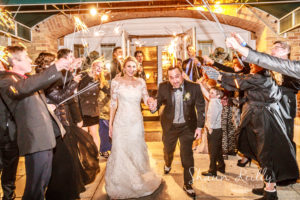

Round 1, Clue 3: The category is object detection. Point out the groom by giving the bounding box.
[150,65,205,197]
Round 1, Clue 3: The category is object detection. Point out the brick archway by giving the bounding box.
[16,6,299,60]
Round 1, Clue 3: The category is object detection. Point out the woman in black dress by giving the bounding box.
[34,52,100,200]
[219,63,299,200]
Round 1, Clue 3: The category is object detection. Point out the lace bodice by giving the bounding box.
[110,76,149,110]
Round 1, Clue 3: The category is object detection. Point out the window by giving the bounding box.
[197,40,213,57]
[101,43,116,61]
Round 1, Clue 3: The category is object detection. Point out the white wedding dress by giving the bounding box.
[105,77,161,199]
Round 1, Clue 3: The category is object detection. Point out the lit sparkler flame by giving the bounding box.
[74,16,89,33]
[234,78,240,89]
[0,9,15,30]
[0,46,11,66]
[166,37,179,67]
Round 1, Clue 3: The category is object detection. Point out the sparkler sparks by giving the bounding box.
[234,78,240,89]
[0,9,15,30]
[166,37,179,67]
[74,16,89,33]
[0,46,11,66]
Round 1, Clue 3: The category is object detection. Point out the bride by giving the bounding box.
[105,56,161,199]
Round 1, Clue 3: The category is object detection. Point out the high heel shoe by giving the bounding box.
[237,158,251,167]
[255,190,278,200]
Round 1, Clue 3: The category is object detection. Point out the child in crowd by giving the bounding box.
[199,79,225,176]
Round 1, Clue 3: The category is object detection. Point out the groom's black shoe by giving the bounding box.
[164,165,171,174]
[183,184,196,198]
[217,165,226,174]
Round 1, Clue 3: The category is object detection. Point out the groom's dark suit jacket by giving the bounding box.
[156,79,205,134]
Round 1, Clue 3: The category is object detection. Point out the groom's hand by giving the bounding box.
[194,128,202,140]
[148,98,157,112]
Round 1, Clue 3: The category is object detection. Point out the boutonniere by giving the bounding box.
[183,92,191,101]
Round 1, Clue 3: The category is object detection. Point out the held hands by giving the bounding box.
[194,128,202,140]
[147,97,157,112]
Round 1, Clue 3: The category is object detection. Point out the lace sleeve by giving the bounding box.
[141,78,149,105]
[110,79,118,109]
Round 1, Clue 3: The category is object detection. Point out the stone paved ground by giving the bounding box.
[1,123,300,200]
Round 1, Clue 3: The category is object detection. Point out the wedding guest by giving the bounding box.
[96,58,112,158]
[78,57,102,150]
[134,50,146,80]
[177,58,183,67]
[0,61,19,200]
[219,63,299,200]
[182,45,202,82]
[34,52,56,73]
[110,47,123,79]
[0,46,68,200]
[199,80,225,176]
[225,36,300,78]
[40,49,100,199]
[194,74,215,154]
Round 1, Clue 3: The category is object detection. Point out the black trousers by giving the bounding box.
[163,123,194,185]
[0,142,19,200]
[207,128,225,172]
[280,92,296,151]
[22,149,53,200]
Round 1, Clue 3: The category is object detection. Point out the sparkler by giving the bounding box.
[0,9,15,30]
[74,16,89,33]
[234,78,240,89]
[0,46,11,66]
[167,37,179,67]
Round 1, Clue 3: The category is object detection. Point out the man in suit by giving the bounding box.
[134,50,146,80]
[182,44,201,82]
[110,46,123,79]
[0,62,19,200]
[0,46,79,200]
[150,65,205,197]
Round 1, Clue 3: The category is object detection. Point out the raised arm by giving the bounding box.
[220,73,259,91]
[199,82,210,100]
[245,49,300,79]
[226,36,300,79]
[46,80,78,104]
[213,62,235,73]
[109,79,119,138]
[2,65,63,100]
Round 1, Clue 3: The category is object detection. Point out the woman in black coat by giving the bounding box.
[44,76,100,200]
[78,58,102,151]
[219,64,299,200]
